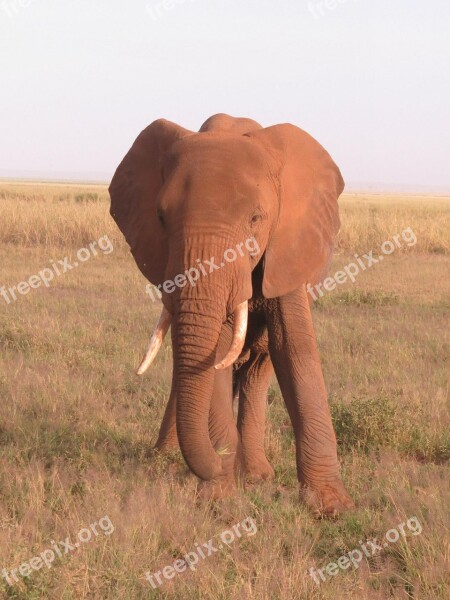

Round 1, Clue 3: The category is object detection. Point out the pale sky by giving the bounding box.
[1,0,449,189]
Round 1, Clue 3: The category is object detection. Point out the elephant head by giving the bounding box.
[109,114,343,483]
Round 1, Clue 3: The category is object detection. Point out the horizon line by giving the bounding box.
[1,175,449,196]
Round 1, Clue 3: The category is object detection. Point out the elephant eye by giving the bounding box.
[250,213,262,226]
[156,208,165,227]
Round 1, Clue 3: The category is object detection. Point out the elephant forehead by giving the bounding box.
[159,169,263,216]
[165,134,271,177]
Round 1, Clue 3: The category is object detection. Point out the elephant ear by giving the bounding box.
[251,124,344,299]
[109,119,193,284]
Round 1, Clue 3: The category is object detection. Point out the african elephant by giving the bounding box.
[109,113,353,516]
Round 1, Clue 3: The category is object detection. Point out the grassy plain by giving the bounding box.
[0,183,449,599]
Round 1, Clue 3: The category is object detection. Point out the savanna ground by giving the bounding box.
[0,183,449,599]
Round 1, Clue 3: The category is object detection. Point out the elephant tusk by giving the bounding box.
[136,306,172,375]
[214,300,248,370]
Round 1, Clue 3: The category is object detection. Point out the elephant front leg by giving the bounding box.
[196,323,239,499]
[154,383,179,452]
[265,285,353,517]
[237,352,275,482]
[196,365,238,499]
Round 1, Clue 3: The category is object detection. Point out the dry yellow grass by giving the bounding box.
[1,183,449,254]
[0,182,449,599]
[0,184,116,249]
[338,193,450,255]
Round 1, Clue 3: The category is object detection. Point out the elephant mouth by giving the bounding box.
[135,300,249,375]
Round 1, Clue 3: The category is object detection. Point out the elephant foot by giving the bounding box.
[147,437,182,468]
[196,476,237,501]
[300,479,354,519]
[153,441,180,454]
[244,457,275,483]
[153,431,180,453]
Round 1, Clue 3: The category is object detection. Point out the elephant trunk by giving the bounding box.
[172,303,225,481]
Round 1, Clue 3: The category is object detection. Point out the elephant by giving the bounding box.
[109,113,354,516]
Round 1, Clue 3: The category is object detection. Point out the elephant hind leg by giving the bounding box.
[237,351,275,482]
